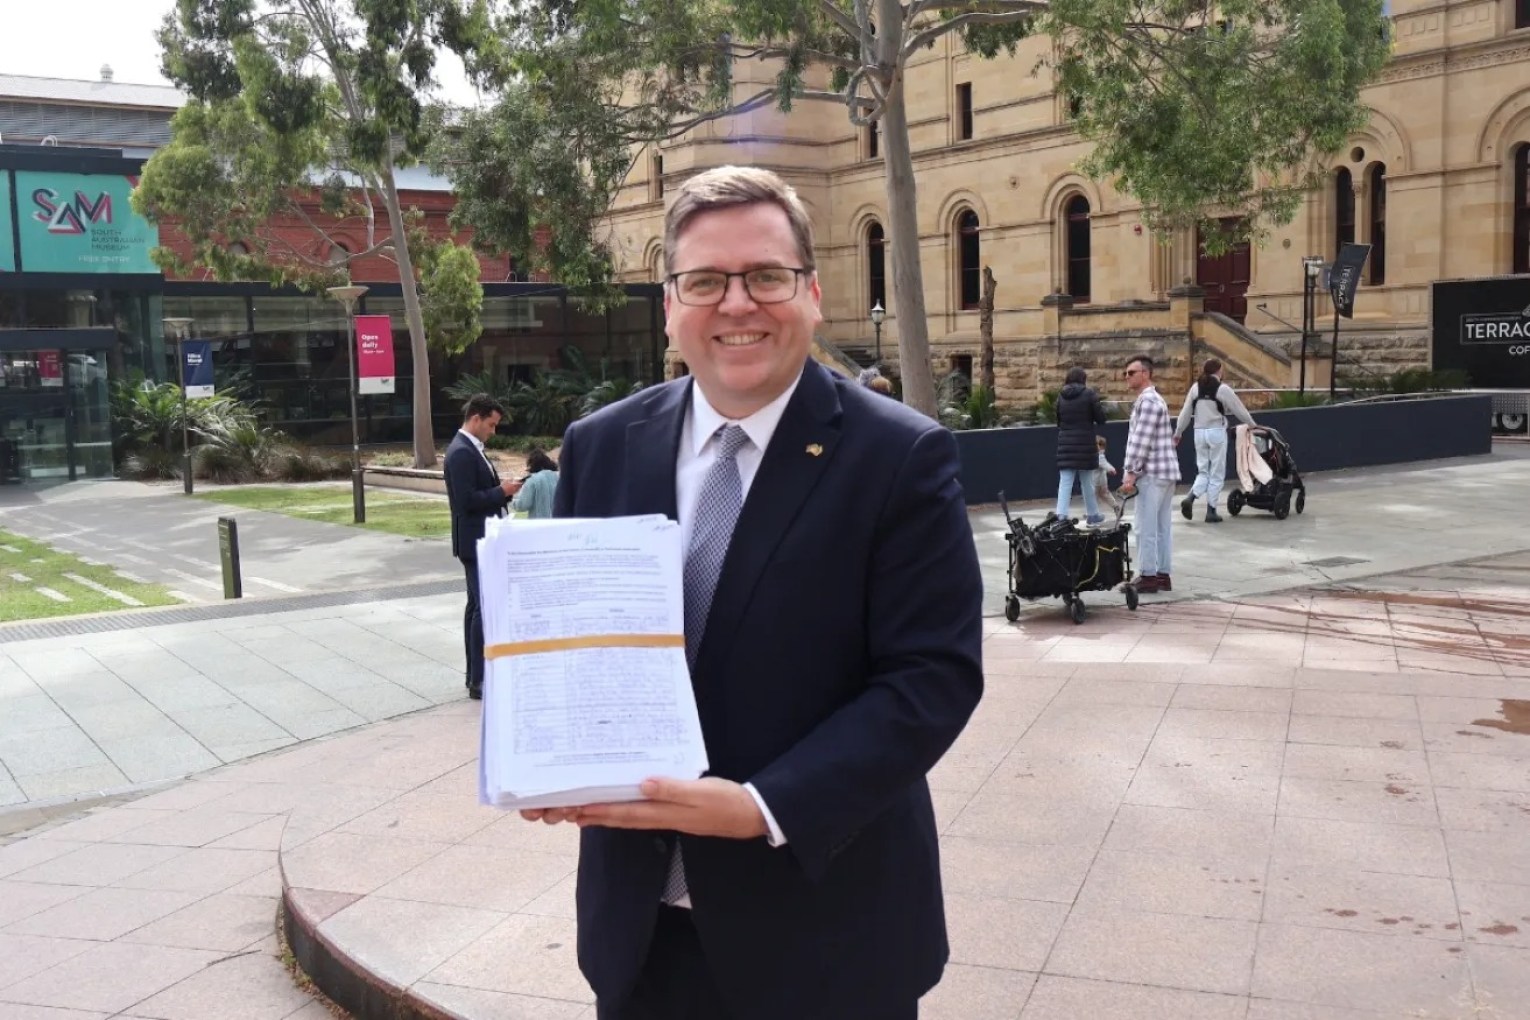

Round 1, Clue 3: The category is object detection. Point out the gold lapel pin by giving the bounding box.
[805,444,823,457]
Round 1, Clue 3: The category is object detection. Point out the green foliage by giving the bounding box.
[442,368,517,409]
[938,373,1002,431]
[1053,0,1392,250]
[581,377,646,417]
[192,419,287,482]
[137,0,493,467]
[417,241,486,354]
[486,433,564,452]
[1031,389,1062,425]
[508,374,581,437]
[271,448,350,481]
[1271,390,1331,408]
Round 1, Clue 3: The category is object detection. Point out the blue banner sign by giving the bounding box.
[182,340,214,398]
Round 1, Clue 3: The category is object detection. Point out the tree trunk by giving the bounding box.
[876,0,936,419]
[979,265,996,395]
[379,160,438,469]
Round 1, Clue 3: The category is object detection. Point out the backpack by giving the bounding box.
[1195,377,1226,415]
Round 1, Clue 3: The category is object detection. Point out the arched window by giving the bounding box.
[1368,163,1386,285]
[957,210,980,310]
[327,241,350,266]
[1335,168,1355,257]
[1065,195,1092,303]
[1514,144,1530,276]
[867,221,886,310]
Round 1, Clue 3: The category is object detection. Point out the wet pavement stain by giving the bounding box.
[1478,923,1521,936]
[1470,700,1530,737]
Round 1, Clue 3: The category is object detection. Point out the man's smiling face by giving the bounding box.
[663,201,823,420]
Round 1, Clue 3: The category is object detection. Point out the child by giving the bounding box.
[1092,436,1121,518]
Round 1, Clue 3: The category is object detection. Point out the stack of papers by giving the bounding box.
[476,515,709,809]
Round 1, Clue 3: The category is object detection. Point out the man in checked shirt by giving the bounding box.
[1119,356,1182,594]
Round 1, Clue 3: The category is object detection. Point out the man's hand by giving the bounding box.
[1121,472,1137,494]
[576,777,769,839]
[1172,434,1182,447]
[520,806,580,825]
[501,478,522,496]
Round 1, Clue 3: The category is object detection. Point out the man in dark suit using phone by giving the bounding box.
[443,394,520,700]
[521,166,984,1019]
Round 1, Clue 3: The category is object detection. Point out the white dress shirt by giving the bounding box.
[675,378,799,858]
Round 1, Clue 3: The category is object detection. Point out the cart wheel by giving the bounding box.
[1274,493,1291,520]
[1295,489,1306,514]
[1227,491,1244,516]
[1125,585,1139,611]
[1004,596,1021,622]
[1070,599,1087,625]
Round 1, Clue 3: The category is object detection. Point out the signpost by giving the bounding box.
[1327,243,1372,400]
[217,517,243,600]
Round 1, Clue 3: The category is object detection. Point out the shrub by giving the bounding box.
[193,444,259,484]
[273,448,349,482]
[119,446,184,481]
[1271,391,1331,408]
[486,434,562,453]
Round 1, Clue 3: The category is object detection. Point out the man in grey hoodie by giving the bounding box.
[1172,358,1257,523]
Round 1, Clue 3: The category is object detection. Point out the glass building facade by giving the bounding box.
[0,144,664,484]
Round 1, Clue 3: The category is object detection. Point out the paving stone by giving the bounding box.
[1250,923,1472,1015]
[319,896,507,988]
[423,913,592,1003]
[0,942,221,1014]
[920,964,1036,1020]
[0,933,97,990]
[115,848,277,895]
[1046,909,1258,995]
[0,880,90,927]
[120,947,315,1020]
[118,893,276,952]
[9,842,189,888]
[1020,975,1247,1020]
[5,886,201,941]
[1073,848,1269,921]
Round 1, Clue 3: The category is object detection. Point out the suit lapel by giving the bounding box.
[624,380,688,520]
[697,361,844,674]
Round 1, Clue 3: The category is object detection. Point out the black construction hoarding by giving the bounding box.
[1430,275,1530,389]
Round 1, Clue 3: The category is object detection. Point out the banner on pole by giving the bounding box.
[182,340,214,398]
[355,315,396,395]
[38,351,63,387]
[1326,243,1372,320]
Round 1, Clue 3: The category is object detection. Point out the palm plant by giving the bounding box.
[442,368,517,408]
[581,377,645,417]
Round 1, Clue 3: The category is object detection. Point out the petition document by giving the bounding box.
[476,515,709,809]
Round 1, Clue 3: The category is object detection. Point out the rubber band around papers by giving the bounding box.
[484,634,685,659]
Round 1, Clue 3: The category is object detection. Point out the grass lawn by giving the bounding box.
[194,485,452,539]
[0,530,183,622]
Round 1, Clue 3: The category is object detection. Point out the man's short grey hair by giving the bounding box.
[663,165,816,276]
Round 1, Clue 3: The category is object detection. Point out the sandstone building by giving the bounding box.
[604,0,1530,407]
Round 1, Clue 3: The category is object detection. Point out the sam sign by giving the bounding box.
[354,315,396,395]
[182,341,214,398]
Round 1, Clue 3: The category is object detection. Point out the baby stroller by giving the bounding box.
[1228,426,1306,520]
[1000,491,1138,625]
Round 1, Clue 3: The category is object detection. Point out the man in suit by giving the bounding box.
[522,166,984,1019]
[443,394,519,700]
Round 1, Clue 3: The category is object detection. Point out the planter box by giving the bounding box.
[953,394,1494,505]
[363,466,446,495]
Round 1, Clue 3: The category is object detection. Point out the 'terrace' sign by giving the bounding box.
[1431,276,1530,387]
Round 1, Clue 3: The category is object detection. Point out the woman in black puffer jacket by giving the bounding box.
[1054,366,1108,524]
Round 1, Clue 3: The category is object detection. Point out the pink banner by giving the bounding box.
[354,315,396,395]
[38,350,63,387]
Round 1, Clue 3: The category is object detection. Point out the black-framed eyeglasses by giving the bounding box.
[667,267,809,306]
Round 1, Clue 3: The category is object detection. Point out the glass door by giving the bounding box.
[0,349,112,484]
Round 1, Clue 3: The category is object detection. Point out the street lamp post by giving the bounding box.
[327,285,370,524]
[1299,257,1324,395]
[870,300,886,365]
[163,317,194,494]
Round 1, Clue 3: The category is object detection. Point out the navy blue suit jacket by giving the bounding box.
[553,360,984,1019]
[443,431,507,561]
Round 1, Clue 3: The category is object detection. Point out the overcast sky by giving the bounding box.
[0,0,481,104]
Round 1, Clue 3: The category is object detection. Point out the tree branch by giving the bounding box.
[903,8,1042,55]
[815,0,863,39]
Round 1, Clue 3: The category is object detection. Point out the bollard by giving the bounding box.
[217,516,243,599]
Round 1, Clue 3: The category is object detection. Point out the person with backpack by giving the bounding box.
[1173,358,1256,523]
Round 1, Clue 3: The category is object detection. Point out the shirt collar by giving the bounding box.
[688,372,803,458]
[457,427,485,453]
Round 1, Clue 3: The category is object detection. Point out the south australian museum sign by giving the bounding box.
[5,170,160,274]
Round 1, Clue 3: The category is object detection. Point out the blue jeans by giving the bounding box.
[1057,468,1101,522]
[1190,428,1230,509]
[1133,475,1174,575]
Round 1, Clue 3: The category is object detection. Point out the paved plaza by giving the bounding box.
[0,448,1527,1019]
